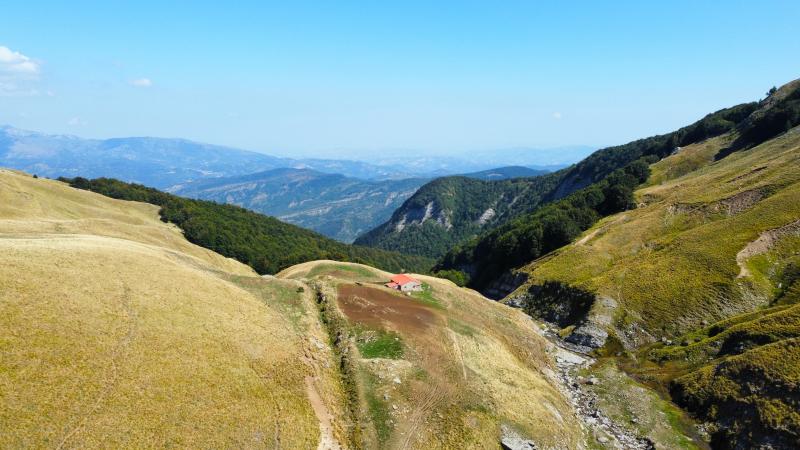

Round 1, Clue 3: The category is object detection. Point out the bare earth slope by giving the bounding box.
[0,169,349,448]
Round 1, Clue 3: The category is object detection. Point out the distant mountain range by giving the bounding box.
[0,126,590,189]
[0,126,410,188]
[172,166,548,242]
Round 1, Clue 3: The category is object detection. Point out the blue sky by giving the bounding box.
[1,1,799,157]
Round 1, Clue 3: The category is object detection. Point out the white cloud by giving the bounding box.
[67,116,86,126]
[130,78,152,87]
[552,112,563,120]
[0,45,41,96]
[0,46,40,75]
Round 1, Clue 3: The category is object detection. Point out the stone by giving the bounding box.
[587,377,600,385]
[392,377,401,384]
[500,425,538,450]
[565,323,609,349]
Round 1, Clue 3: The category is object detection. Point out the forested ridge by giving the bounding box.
[436,158,653,289]
[59,177,434,274]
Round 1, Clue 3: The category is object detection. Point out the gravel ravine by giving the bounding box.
[541,325,656,450]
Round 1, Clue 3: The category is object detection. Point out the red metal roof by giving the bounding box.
[390,274,419,285]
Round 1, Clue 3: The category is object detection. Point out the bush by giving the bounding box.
[433,269,469,287]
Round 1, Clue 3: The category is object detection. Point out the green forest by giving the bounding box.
[60,177,434,275]
[436,158,652,289]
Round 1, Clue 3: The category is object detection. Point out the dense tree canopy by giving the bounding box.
[435,159,653,289]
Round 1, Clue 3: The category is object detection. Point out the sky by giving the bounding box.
[1,1,799,158]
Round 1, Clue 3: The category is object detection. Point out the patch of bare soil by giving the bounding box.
[336,285,440,333]
[668,187,768,218]
[737,219,800,277]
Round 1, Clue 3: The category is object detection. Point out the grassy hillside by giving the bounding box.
[0,169,350,448]
[509,124,800,447]
[278,260,586,449]
[59,176,434,274]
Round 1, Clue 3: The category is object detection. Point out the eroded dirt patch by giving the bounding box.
[668,187,769,218]
[336,284,440,333]
[737,219,800,277]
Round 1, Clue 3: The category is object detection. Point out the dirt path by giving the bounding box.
[305,376,343,450]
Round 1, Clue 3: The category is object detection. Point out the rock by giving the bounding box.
[587,377,600,385]
[392,377,401,384]
[392,404,398,410]
[597,435,609,444]
[500,424,538,450]
[565,323,609,349]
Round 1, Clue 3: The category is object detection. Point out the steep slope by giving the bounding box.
[59,176,434,274]
[278,261,590,449]
[507,125,800,448]
[357,100,759,259]
[354,174,562,257]
[0,169,351,448]
[171,168,428,242]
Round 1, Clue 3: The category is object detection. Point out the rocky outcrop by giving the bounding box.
[485,271,528,300]
[511,281,596,327]
[565,323,609,349]
[500,425,538,450]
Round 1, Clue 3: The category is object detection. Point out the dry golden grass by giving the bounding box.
[0,170,346,448]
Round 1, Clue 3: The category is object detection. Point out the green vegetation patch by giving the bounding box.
[307,262,379,280]
[361,370,393,444]
[448,318,476,337]
[411,283,445,309]
[356,328,404,359]
[226,275,306,329]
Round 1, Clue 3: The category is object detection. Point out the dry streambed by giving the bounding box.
[539,324,704,450]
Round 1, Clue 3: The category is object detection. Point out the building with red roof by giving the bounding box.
[385,274,422,292]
